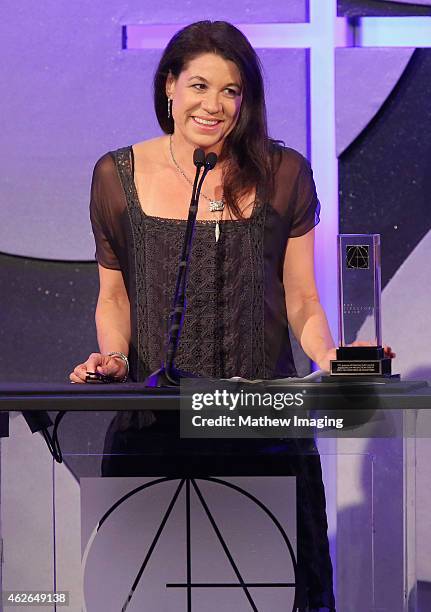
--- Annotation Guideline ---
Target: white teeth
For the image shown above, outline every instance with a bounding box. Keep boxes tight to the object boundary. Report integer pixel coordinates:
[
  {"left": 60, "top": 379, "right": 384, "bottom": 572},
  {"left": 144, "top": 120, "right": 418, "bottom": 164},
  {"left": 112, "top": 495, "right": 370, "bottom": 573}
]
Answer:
[{"left": 193, "top": 117, "right": 219, "bottom": 126}]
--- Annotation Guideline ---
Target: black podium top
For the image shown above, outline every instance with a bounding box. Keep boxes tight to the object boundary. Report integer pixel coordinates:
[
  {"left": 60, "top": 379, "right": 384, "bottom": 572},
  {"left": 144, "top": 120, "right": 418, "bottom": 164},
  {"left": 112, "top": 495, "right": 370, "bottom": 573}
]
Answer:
[{"left": 0, "top": 380, "right": 430, "bottom": 411}]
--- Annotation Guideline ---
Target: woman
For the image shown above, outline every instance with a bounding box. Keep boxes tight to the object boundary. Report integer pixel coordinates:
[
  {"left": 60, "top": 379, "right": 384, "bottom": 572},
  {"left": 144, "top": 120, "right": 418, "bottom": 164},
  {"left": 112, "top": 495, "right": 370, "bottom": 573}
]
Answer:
[{"left": 70, "top": 20, "right": 337, "bottom": 611}]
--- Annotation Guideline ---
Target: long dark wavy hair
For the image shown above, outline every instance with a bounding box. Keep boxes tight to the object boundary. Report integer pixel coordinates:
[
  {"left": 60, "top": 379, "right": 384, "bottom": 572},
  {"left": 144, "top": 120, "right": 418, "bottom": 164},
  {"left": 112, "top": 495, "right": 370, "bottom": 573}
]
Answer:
[{"left": 153, "top": 21, "right": 277, "bottom": 218}]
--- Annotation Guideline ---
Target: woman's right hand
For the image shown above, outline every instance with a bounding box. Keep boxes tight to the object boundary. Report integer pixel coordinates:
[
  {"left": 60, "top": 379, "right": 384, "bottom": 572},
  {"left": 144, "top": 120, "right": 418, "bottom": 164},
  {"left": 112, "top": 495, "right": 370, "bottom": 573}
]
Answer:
[{"left": 69, "top": 353, "right": 128, "bottom": 383}]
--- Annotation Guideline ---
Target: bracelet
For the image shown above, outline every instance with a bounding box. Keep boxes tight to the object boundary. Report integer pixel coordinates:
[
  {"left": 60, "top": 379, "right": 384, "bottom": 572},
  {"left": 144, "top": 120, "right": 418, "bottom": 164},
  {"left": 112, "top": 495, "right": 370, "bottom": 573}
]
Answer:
[{"left": 108, "top": 351, "right": 129, "bottom": 382}]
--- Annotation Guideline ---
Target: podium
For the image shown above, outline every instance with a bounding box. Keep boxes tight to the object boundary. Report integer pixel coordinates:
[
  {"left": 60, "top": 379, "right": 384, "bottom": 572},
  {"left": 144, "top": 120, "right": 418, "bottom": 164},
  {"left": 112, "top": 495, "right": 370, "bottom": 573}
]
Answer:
[{"left": 0, "top": 381, "right": 428, "bottom": 611}]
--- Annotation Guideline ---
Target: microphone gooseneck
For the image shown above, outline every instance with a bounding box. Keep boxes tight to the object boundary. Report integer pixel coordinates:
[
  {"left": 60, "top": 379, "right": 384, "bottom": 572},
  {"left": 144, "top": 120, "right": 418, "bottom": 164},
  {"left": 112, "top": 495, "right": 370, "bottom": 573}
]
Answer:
[{"left": 145, "top": 149, "right": 218, "bottom": 386}]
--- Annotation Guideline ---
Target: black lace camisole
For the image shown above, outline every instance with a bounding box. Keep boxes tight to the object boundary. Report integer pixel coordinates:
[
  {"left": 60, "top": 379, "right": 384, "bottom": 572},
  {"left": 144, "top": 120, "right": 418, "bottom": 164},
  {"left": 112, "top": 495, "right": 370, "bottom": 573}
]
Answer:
[{"left": 89, "top": 145, "right": 320, "bottom": 381}]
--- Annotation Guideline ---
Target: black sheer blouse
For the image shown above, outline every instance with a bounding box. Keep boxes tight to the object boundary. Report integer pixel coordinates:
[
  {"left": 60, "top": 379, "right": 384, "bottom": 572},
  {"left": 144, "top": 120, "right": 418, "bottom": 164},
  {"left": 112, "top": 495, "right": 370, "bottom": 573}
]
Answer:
[{"left": 89, "top": 146, "right": 320, "bottom": 382}]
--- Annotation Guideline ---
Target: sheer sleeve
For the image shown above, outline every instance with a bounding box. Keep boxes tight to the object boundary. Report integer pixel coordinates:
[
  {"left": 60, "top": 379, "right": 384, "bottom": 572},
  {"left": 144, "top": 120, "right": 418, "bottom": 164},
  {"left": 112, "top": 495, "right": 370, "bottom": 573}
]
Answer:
[
  {"left": 89, "top": 153, "right": 124, "bottom": 270},
  {"left": 271, "top": 147, "right": 321, "bottom": 238},
  {"left": 289, "top": 155, "right": 320, "bottom": 237}
]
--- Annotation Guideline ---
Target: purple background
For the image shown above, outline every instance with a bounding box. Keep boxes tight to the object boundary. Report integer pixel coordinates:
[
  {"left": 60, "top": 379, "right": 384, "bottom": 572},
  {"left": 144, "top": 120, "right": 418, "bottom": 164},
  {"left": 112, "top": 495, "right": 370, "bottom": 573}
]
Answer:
[
  {"left": 338, "top": 0, "right": 431, "bottom": 16},
  {"left": 1, "top": 2, "right": 430, "bottom": 611},
  {"left": 0, "top": 2, "right": 308, "bottom": 260},
  {"left": 382, "top": 0, "right": 431, "bottom": 5},
  {"left": 335, "top": 48, "right": 414, "bottom": 155}
]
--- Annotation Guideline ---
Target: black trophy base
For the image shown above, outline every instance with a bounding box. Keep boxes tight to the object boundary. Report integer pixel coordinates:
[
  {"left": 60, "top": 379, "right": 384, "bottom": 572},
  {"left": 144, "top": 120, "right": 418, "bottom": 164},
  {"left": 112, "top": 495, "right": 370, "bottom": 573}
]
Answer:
[
  {"left": 328, "top": 345, "right": 399, "bottom": 379},
  {"left": 144, "top": 365, "right": 200, "bottom": 388}
]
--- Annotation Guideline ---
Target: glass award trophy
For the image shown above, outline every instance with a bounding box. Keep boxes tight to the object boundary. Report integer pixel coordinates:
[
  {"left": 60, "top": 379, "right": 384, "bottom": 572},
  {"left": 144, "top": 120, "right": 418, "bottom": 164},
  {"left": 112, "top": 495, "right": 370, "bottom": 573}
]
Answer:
[{"left": 330, "top": 234, "right": 394, "bottom": 377}]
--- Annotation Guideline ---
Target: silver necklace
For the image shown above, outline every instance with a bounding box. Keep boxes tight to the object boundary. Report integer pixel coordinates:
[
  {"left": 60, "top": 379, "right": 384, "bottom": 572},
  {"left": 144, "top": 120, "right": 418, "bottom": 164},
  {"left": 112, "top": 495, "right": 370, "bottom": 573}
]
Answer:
[{"left": 169, "top": 135, "right": 224, "bottom": 241}]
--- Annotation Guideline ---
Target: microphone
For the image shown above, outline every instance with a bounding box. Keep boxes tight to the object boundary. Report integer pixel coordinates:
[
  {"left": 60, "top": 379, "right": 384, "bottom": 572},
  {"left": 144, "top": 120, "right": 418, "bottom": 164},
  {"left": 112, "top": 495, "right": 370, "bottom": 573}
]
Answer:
[
  {"left": 194, "top": 151, "right": 218, "bottom": 205},
  {"left": 205, "top": 152, "right": 218, "bottom": 170},
  {"left": 193, "top": 148, "right": 206, "bottom": 168}
]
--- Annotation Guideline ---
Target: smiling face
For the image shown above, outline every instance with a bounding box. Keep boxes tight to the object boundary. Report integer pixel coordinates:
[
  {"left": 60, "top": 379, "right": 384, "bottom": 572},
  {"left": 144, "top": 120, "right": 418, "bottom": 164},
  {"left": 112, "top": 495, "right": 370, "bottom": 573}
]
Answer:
[{"left": 166, "top": 53, "right": 243, "bottom": 155}]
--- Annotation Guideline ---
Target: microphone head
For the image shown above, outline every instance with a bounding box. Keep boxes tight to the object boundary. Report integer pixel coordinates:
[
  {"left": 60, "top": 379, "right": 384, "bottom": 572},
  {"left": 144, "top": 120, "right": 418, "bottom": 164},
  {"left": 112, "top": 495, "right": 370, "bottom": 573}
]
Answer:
[
  {"left": 193, "top": 148, "right": 206, "bottom": 168},
  {"left": 205, "top": 152, "right": 218, "bottom": 170}
]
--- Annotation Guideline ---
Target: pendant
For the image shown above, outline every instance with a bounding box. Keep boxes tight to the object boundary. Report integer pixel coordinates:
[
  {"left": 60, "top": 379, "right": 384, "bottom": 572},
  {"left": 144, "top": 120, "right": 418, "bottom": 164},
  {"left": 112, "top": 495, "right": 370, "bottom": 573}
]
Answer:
[
  {"left": 215, "top": 220, "right": 220, "bottom": 243},
  {"left": 210, "top": 200, "right": 224, "bottom": 212}
]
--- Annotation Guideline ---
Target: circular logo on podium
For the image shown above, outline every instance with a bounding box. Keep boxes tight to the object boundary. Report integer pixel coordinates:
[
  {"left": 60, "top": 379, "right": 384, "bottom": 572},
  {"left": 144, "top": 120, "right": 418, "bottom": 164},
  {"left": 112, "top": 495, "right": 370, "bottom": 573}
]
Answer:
[{"left": 82, "top": 476, "right": 297, "bottom": 611}]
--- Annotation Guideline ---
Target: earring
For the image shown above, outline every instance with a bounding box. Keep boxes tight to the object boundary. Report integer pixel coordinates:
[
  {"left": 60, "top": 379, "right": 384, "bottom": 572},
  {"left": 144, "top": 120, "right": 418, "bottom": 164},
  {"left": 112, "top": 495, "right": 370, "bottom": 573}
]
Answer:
[{"left": 167, "top": 97, "right": 172, "bottom": 119}]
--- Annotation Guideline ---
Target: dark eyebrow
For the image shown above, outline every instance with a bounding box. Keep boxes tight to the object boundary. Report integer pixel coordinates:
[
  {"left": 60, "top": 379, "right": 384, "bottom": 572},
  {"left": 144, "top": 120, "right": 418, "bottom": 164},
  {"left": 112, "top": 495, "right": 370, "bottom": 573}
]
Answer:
[
  {"left": 188, "top": 75, "right": 208, "bottom": 82},
  {"left": 188, "top": 75, "right": 241, "bottom": 89}
]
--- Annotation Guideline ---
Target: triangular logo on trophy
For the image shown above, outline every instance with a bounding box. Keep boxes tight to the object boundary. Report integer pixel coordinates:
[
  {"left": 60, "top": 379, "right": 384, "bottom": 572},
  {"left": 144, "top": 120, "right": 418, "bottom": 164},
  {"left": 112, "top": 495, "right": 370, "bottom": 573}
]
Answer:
[{"left": 346, "top": 244, "right": 370, "bottom": 269}]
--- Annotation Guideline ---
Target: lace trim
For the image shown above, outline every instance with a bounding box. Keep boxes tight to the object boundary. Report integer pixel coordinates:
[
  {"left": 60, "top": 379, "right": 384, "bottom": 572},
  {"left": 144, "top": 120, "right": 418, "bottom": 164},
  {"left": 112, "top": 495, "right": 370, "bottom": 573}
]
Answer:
[
  {"left": 250, "top": 205, "right": 266, "bottom": 378},
  {"left": 114, "top": 147, "right": 149, "bottom": 381},
  {"left": 126, "top": 144, "right": 265, "bottom": 226}
]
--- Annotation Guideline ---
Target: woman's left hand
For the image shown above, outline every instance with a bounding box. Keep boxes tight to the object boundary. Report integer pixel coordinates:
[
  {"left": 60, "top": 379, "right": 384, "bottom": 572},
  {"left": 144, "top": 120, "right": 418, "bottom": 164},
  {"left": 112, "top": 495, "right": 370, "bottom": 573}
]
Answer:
[
  {"left": 317, "top": 343, "right": 396, "bottom": 373},
  {"left": 351, "top": 341, "right": 396, "bottom": 359},
  {"left": 316, "top": 348, "right": 337, "bottom": 373}
]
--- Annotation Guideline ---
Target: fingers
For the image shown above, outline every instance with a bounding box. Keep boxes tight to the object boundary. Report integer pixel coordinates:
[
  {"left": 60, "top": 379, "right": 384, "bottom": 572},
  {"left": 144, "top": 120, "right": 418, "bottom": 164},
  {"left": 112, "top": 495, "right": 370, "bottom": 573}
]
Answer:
[
  {"left": 69, "top": 362, "right": 88, "bottom": 383},
  {"left": 96, "top": 355, "right": 126, "bottom": 379},
  {"left": 349, "top": 341, "right": 396, "bottom": 359},
  {"left": 383, "top": 345, "right": 396, "bottom": 359},
  {"left": 69, "top": 353, "right": 127, "bottom": 383},
  {"left": 70, "top": 353, "right": 103, "bottom": 384},
  {"left": 86, "top": 352, "right": 104, "bottom": 373},
  {"left": 70, "top": 353, "right": 127, "bottom": 384}
]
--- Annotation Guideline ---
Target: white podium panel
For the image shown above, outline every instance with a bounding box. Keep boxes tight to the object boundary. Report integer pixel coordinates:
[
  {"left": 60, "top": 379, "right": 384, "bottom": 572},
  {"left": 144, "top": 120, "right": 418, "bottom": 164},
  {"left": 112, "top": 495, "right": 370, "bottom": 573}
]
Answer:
[{"left": 81, "top": 476, "right": 296, "bottom": 612}]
